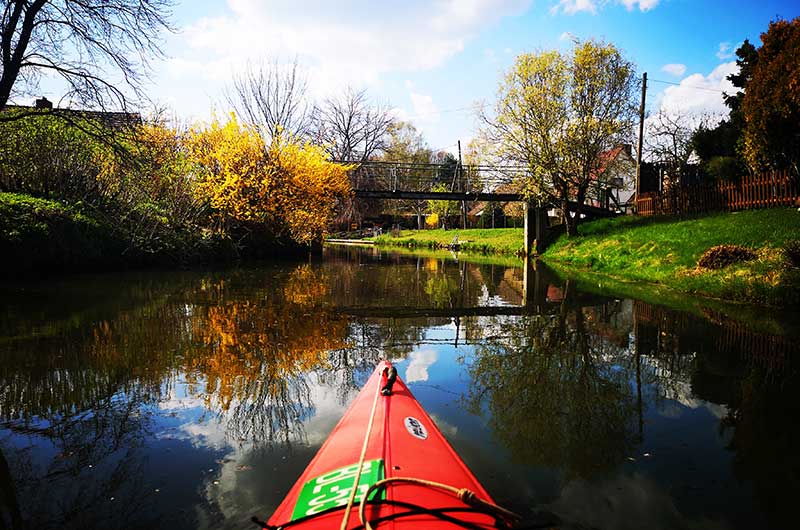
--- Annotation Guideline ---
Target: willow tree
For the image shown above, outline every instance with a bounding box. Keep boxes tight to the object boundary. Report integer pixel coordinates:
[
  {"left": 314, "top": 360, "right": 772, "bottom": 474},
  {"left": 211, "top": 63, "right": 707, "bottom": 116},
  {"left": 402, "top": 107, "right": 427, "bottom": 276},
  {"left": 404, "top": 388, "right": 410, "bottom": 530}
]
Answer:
[{"left": 480, "top": 40, "right": 637, "bottom": 235}]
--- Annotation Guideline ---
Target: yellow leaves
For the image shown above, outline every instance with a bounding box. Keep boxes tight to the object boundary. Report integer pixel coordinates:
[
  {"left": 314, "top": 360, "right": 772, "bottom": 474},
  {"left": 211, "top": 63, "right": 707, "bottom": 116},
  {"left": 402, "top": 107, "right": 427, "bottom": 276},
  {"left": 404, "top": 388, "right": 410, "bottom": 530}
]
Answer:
[
  {"left": 188, "top": 115, "right": 268, "bottom": 224},
  {"left": 185, "top": 268, "right": 348, "bottom": 409},
  {"left": 266, "top": 139, "right": 353, "bottom": 243},
  {"left": 425, "top": 212, "right": 439, "bottom": 228},
  {"left": 187, "top": 115, "right": 352, "bottom": 242}
]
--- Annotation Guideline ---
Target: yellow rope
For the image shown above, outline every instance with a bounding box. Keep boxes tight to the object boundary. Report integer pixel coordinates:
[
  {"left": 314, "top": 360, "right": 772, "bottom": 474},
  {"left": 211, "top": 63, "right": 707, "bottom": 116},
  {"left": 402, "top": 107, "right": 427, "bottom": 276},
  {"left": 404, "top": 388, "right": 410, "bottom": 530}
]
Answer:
[
  {"left": 339, "top": 368, "right": 384, "bottom": 530},
  {"left": 358, "top": 477, "right": 521, "bottom": 530}
]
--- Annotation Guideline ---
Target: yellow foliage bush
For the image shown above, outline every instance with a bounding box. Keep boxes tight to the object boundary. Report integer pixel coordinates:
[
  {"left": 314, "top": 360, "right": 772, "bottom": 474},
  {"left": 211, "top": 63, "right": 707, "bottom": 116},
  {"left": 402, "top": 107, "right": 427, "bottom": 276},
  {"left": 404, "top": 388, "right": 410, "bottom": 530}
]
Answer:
[{"left": 187, "top": 115, "right": 352, "bottom": 243}]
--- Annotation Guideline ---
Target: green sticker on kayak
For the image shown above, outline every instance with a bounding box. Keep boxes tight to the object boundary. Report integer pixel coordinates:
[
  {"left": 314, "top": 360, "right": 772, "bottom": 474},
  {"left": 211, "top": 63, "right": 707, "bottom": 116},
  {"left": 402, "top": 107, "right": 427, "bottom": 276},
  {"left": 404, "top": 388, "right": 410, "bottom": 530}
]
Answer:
[{"left": 291, "top": 459, "right": 385, "bottom": 521}]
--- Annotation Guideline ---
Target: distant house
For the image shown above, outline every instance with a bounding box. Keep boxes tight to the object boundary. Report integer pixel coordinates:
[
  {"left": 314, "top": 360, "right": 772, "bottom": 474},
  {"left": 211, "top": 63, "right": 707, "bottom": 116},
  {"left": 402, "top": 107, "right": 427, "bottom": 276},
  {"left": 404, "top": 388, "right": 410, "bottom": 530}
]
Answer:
[
  {"left": 2, "top": 96, "right": 141, "bottom": 131},
  {"left": 467, "top": 181, "right": 525, "bottom": 228},
  {"left": 587, "top": 144, "right": 636, "bottom": 212}
]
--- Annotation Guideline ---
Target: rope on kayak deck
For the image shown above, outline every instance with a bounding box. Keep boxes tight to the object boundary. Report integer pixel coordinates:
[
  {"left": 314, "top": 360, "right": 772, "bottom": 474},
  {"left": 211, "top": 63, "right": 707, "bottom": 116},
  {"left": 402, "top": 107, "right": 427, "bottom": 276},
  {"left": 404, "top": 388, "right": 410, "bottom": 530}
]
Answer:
[
  {"left": 339, "top": 365, "right": 384, "bottom": 530},
  {"left": 358, "top": 477, "right": 522, "bottom": 530}
]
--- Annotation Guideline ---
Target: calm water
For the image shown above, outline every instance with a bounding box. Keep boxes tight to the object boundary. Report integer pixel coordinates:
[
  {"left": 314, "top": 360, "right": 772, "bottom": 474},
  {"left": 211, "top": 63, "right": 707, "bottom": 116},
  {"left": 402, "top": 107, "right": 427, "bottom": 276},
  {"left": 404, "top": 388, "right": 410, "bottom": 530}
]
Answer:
[{"left": 1, "top": 245, "right": 798, "bottom": 530}]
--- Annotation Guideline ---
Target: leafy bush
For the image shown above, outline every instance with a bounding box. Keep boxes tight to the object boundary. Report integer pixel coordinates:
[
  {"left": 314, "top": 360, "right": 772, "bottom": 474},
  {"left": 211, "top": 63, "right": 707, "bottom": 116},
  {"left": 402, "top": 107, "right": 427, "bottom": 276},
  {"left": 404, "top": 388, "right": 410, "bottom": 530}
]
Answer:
[
  {"left": 0, "top": 112, "right": 117, "bottom": 202},
  {"left": 783, "top": 240, "right": 800, "bottom": 268},
  {"left": 704, "top": 156, "right": 745, "bottom": 182},
  {"left": 697, "top": 244, "right": 757, "bottom": 269}
]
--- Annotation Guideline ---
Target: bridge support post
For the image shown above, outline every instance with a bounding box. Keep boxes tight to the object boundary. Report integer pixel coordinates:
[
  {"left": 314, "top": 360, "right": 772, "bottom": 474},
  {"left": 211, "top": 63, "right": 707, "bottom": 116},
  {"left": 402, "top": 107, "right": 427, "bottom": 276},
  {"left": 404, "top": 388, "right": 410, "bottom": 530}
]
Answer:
[
  {"left": 523, "top": 257, "right": 546, "bottom": 310},
  {"left": 523, "top": 202, "right": 541, "bottom": 256}
]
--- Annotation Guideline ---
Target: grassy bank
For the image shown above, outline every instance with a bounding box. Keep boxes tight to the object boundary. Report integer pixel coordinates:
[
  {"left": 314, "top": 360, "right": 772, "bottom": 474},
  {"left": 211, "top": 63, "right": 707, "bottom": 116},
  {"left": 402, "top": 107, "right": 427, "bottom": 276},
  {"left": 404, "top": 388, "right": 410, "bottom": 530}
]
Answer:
[
  {"left": 374, "top": 228, "right": 525, "bottom": 255},
  {"left": 0, "top": 192, "right": 309, "bottom": 274},
  {"left": 542, "top": 208, "right": 800, "bottom": 306},
  {"left": 0, "top": 193, "right": 122, "bottom": 272}
]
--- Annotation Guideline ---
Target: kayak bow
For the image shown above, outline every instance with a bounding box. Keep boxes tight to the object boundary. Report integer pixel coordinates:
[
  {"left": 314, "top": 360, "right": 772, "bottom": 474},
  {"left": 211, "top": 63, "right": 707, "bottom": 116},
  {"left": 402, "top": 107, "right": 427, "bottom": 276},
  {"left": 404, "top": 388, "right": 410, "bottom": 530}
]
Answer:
[{"left": 259, "top": 361, "right": 517, "bottom": 530}]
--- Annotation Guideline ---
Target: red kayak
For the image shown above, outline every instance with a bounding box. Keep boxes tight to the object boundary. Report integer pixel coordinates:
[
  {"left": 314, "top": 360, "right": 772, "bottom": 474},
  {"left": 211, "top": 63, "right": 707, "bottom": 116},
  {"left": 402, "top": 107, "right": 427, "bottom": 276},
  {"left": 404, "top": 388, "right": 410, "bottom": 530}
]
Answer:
[{"left": 257, "top": 361, "right": 518, "bottom": 530}]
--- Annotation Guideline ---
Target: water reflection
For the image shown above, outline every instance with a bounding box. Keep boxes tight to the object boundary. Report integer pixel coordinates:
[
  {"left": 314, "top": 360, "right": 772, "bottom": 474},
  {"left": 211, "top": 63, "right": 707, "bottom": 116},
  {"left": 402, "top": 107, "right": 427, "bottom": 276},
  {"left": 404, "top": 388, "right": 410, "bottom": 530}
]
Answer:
[{"left": 0, "top": 246, "right": 798, "bottom": 529}]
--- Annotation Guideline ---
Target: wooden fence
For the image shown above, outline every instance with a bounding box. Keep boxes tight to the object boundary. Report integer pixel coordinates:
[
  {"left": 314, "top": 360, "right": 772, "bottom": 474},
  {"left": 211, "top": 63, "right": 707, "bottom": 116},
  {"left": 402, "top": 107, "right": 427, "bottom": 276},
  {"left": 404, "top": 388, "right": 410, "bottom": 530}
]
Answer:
[
  {"left": 633, "top": 301, "right": 795, "bottom": 372},
  {"left": 636, "top": 170, "right": 799, "bottom": 216}
]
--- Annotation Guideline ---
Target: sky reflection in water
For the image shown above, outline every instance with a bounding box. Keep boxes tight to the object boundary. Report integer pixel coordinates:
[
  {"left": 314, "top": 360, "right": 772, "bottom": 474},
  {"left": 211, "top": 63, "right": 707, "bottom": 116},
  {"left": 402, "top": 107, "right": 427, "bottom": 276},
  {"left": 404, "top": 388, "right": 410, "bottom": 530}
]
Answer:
[{"left": 1, "top": 246, "right": 798, "bottom": 529}]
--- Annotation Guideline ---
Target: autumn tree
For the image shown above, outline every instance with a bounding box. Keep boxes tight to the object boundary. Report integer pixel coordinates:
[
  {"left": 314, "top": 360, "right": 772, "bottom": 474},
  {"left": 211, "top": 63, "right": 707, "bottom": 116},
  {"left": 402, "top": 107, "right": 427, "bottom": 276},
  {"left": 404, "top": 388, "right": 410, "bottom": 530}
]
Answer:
[
  {"left": 741, "top": 17, "right": 800, "bottom": 178},
  {"left": 0, "top": 0, "right": 174, "bottom": 113},
  {"left": 480, "top": 40, "right": 638, "bottom": 236}
]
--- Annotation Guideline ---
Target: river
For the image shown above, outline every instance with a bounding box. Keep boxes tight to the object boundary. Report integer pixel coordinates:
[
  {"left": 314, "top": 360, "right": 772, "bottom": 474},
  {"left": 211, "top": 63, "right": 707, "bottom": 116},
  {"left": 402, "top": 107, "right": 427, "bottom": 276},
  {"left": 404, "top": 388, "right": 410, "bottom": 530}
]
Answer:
[{"left": 1, "top": 245, "right": 798, "bottom": 529}]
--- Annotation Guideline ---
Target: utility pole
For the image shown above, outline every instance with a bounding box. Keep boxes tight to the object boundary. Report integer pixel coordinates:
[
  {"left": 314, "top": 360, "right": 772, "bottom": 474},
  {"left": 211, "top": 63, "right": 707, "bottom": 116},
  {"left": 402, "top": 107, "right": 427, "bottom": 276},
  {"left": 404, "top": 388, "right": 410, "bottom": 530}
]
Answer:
[
  {"left": 458, "top": 140, "right": 467, "bottom": 229},
  {"left": 635, "top": 72, "right": 647, "bottom": 208}
]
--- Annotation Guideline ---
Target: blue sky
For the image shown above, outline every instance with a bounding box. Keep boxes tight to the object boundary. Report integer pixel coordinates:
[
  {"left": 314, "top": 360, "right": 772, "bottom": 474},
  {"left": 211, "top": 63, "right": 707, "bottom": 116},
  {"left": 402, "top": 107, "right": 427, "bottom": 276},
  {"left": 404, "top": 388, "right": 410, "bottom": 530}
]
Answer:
[{"left": 141, "top": 0, "right": 799, "bottom": 152}]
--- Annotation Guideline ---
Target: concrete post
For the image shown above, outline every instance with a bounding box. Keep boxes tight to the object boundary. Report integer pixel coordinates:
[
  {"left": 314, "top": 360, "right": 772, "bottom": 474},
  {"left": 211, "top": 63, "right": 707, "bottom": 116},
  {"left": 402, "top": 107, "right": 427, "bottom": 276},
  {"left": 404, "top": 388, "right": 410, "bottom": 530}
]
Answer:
[
  {"left": 523, "top": 257, "right": 546, "bottom": 310},
  {"left": 523, "top": 201, "right": 537, "bottom": 256}
]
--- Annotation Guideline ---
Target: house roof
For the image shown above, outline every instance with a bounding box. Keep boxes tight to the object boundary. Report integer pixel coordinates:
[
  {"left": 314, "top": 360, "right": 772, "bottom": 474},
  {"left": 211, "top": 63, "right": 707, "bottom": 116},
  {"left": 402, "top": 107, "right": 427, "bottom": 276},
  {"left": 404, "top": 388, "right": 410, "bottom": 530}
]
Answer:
[
  {"left": 3, "top": 98, "right": 141, "bottom": 131},
  {"left": 590, "top": 144, "right": 634, "bottom": 183}
]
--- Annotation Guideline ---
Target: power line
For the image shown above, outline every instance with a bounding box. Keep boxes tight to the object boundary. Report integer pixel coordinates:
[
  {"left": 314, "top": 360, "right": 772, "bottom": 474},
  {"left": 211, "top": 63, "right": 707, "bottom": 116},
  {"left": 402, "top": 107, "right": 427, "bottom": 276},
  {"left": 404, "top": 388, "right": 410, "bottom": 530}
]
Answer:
[
  {"left": 649, "top": 77, "right": 727, "bottom": 93},
  {"left": 431, "top": 142, "right": 457, "bottom": 153}
]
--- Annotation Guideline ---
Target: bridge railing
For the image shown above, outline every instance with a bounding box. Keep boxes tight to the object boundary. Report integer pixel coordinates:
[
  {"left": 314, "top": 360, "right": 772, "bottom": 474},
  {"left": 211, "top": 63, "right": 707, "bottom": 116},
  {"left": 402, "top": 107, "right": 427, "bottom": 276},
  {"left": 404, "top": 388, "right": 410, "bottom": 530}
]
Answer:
[{"left": 338, "top": 160, "right": 529, "bottom": 195}]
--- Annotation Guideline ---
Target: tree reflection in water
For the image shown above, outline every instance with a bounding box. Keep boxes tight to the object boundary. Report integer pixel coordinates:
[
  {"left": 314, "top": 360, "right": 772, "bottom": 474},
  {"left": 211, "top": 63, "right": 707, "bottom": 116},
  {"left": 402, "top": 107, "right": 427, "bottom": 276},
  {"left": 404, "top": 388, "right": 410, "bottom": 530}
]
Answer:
[
  {"left": 0, "top": 250, "right": 798, "bottom": 529},
  {"left": 0, "top": 264, "right": 362, "bottom": 528},
  {"left": 465, "top": 281, "right": 638, "bottom": 478}
]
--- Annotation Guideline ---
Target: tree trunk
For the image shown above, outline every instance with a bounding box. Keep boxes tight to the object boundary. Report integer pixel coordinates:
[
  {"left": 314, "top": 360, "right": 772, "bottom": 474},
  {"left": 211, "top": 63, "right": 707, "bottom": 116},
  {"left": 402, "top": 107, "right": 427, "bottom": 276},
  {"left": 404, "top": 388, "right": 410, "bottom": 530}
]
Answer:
[{"left": 562, "top": 200, "right": 576, "bottom": 237}]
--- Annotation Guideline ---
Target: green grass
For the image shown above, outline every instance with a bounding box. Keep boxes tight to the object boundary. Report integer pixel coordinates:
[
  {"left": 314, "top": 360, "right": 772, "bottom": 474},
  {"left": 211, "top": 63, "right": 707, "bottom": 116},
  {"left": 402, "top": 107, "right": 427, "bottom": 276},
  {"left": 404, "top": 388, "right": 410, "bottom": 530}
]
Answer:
[
  {"left": 0, "top": 192, "right": 122, "bottom": 272},
  {"left": 542, "top": 208, "right": 800, "bottom": 306},
  {"left": 374, "top": 228, "right": 525, "bottom": 256},
  {"left": 359, "top": 244, "right": 524, "bottom": 267}
]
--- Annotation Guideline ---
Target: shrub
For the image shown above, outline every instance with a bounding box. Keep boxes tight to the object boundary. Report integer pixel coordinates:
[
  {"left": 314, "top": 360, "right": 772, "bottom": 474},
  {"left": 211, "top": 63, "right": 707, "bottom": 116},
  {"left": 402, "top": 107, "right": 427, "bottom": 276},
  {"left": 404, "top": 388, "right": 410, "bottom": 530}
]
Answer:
[
  {"left": 783, "top": 240, "right": 800, "bottom": 268},
  {"left": 704, "top": 156, "right": 745, "bottom": 182},
  {"left": 697, "top": 244, "right": 757, "bottom": 269}
]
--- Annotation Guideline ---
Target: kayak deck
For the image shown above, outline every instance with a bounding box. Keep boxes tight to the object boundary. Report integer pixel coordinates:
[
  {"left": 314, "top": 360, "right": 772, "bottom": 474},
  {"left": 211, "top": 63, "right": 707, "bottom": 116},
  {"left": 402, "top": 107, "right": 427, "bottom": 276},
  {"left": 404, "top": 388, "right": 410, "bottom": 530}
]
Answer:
[{"left": 265, "top": 361, "right": 506, "bottom": 529}]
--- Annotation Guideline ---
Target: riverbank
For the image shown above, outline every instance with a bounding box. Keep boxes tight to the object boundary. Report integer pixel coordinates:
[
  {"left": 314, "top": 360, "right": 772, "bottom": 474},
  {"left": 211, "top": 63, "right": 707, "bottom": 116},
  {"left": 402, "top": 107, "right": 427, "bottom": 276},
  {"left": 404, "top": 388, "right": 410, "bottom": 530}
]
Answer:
[
  {"left": 0, "top": 192, "right": 311, "bottom": 273},
  {"left": 373, "top": 208, "right": 800, "bottom": 307},
  {"left": 542, "top": 208, "right": 800, "bottom": 307},
  {"left": 373, "top": 228, "right": 524, "bottom": 255}
]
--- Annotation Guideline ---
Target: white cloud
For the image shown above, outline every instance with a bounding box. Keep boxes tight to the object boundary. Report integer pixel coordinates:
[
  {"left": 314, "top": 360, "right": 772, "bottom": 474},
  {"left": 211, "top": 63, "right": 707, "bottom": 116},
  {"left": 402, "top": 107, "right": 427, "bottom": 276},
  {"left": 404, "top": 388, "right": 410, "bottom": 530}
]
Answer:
[
  {"left": 559, "top": 31, "right": 577, "bottom": 41},
  {"left": 716, "top": 42, "right": 733, "bottom": 60},
  {"left": 409, "top": 91, "right": 438, "bottom": 119},
  {"left": 551, "top": 0, "right": 599, "bottom": 14},
  {"left": 177, "top": 0, "right": 532, "bottom": 97},
  {"left": 660, "top": 63, "right": 686, "bottom": 77},
  {"left": 656, "top": 61, "right": 736, "bottom": 116},
  {"left": 620, "top": 0, "right": 659, "bottom": 10},
  {"left": 405, "top": 349, "right": 439, "bottom": 383},
  {"left": 550, "top": 0, "right": 659, "bottom": 15}
]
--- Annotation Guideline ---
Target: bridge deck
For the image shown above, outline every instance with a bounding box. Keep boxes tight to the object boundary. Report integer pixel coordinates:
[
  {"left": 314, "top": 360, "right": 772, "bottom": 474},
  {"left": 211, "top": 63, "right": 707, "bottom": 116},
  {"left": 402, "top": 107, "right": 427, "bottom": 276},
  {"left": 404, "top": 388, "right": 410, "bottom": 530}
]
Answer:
[{"left": 353, "top": 189, "right": 618, "bottom": 218}]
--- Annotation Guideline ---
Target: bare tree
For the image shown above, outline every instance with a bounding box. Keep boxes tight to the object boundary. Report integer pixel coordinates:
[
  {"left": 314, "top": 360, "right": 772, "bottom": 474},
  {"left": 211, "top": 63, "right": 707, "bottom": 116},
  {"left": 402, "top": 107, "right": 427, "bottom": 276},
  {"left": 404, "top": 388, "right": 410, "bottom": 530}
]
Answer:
[
  {"left": 0, "top": 0, "right": 174, "bottom": 115},
  {"left": 644, "top": 109, "right": 705, "bottom": 182},
  {"left": 312, "top": 87, "right": 394, "bottom": 162},
  {"left": 312, "top": 87, "right": 395, "bottom": 230},
  {"left": 226, "top": 58, "right": 312, "bottom": 143}
]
